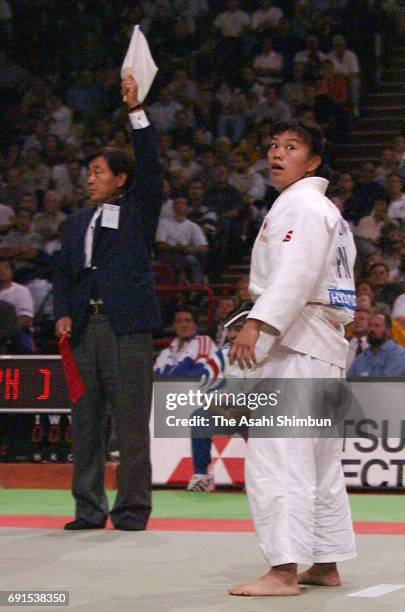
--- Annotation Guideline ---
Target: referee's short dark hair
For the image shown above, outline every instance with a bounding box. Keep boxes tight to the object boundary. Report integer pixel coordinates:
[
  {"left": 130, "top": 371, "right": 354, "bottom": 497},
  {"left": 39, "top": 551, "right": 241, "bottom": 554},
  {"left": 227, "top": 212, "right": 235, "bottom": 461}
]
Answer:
[{"left": 88, "top": 147, "right": 135, "bottom": 188}]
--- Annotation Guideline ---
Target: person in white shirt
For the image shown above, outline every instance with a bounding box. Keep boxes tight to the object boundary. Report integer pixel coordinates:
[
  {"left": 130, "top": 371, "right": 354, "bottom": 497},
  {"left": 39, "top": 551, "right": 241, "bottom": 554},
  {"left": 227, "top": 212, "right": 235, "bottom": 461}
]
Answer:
[
  {"left": 48, "top": 94, "right": 72, "bottom": 142},
  {"left": 228, "top": 120, "right": 356, "bottom": 597},
  {"left": 148, "top": 87, "right": 183, "bottom": 133},
  {"left": 156, "top": 196, "right": 208, "bottom": 284},
  {"left": 214, "top": 0, "right": 250, "bottom": 38},
  {"left": 253, "top": 37, "right": 283, "bottom": 86},
  {"left": 354, "top": 195, "right": 394, "bottom": 245},
  {"left": 51, "top": 159, "right": 88, "bottom": 204},
  {"left": 170, "top": 144, "right": 202, "bottom": 180},
  {"left": 294, "top": 34, "right": 326, "bottom": 80},
  {"left": 346, "top": 308, "right": 370, "bottom": 369},
  {"left": 0, "top": 258, "right": 34, "bottom": 329},
  {"left": 387, "top": 172, "right": 405, "bottom": 221},
  {"left": 327, "top": 35, "right": 361, "bottom": 116},
  {"left": 0, "top": 202, "right": 14, "bottom": 232},
  {"left": 251, "top": 0, "right": 283, "bottom": 32}
]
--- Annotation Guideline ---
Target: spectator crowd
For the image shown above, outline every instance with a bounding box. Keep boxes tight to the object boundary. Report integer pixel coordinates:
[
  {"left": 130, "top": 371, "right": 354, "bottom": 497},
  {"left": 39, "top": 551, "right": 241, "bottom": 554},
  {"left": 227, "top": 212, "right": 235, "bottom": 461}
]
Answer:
[{"left": 0, "top": 0, "right": 404, "bottom": 374}]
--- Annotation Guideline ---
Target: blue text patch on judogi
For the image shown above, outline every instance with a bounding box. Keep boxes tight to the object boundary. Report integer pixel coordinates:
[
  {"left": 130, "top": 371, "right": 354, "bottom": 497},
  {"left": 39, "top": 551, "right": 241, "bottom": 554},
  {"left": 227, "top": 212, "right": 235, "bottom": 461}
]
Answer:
[{"left": 328, "top": 289, "right": 356, "bottom": 310}]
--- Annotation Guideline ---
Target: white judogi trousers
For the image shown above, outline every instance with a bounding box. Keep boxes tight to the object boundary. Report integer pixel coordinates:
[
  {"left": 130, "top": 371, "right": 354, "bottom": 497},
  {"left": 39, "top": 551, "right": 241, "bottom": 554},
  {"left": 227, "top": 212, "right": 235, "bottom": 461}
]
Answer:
[{"left": 246, "top": 346, "right": 356, "bottom": 567}]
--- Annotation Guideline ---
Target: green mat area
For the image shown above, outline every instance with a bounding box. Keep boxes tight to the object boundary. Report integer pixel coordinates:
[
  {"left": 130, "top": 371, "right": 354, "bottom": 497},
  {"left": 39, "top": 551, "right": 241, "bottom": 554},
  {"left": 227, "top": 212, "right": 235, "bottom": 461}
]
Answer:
[{"left": 0, "top": 490, "right": 404, "bottom": 522}]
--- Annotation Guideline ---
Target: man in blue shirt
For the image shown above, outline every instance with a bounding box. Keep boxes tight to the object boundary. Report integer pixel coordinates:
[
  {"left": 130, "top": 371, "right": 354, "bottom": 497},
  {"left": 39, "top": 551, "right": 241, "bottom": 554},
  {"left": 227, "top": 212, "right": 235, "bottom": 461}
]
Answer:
[{"left": 348, "top": 312, "right": 405, "bottom": 377}]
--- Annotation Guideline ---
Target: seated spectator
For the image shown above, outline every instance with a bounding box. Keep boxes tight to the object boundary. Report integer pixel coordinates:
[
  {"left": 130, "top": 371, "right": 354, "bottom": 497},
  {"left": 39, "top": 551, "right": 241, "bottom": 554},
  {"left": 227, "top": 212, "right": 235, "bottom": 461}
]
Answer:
[
  {"left": 336, "top": 171, "right": 365, "bottom": 224},
  {"left": 169, "top": 168, "right": 189, "bottom": 199},
  {"left": 18, "top": 193, "right": 38, "bottom": 215},
  {"left": 213, "top": 0, "right": 250, "bottom": 79},
  {"left": 0, "top": 258, "right": 34, "bottom": 353},
  {"left": 217, "top": 100, "right": 247, "bottom": 145},
  {"left": 33, "top": 190, "right": 66, "bottom": 241},
  {"left": 294, "top": 33, "right": 326, "bottom": 80},
  {"left": 251, "top": 0, "right": 283, "bottom": 33},
  {"left": 393, "top": 134, "right": 405, "bottom": 165},
  {"left": 380, "top": 225, "right": 405, "bottom": 274},
  {"left": 21, "top": 148, "right": 51, "bottom": 198},
  {"left": 354, "top": 194, "right": 394, "bottom": 246},
  {"left": 187, "top": 178, "right": 218, "bottom": 247},
  {"left": 367, "top": 262, "right": 391, "bottom": 302},
  {"left": 213, "top": 295, "right": 236, "bottom": 347},
  {"left": 388, "top": 247, "right": 405, "bottom": 283},
  {"left": 187, "top": 311, "right": 248, "bottom": 492},
  {"left": 197, "top": 149, "right": 217, "bottom": 191},
  {"left": 0, "top": 208, "right": 45, "bottom": 282},
  {"left": 48, "top": 93, "right": 72, "bottom": 142},
  {"left": 346, "top": 308, "right": 370, "bottom": 370},
  {"left": 0, "top": 299, "right": 17, "bottom": 354},
  {"left": 254, "top": 84, "right": 292, "bottom": 124},
  {"left": 148, "top": 87, "right": 183, "bottom": 133},
  {"left": 205, "top": 164, "right": 243, "bottom": 220},
  {"left": 289, "top": 1, "right": 314, "bottom": 43},
  {"left": 0, "top": 202, "right": 14, "bottom": 233},
  {"left": 253, "top": 37, "right": 283, "bottom": 86},
  {"left": 356, "top": 280, "right": 374, "bottom": 311},
  {"left": 169, "top": 109, "right": 195, "bottom": 149},
  {"left": 228, "top": 152, "right": 251, "bottom": 195},
  {"left": 0, "top": 166, "right": 23, "bottom": 209},
  {"left": 156, "top": 196, "right": 208, "bottom": 285},
  {"left": 387, "top": 172, "right": 405, "bottom": 223},
  {"left": 316, "top": 59, "right": 349, "bottom": 107},
  {"left": 154, "top": 308, "right": 218, "bottom": 377},
  {"left": 348, "top": 312, "right": 405, "bottom": 377},
  {"left": 170, "top": 144, "right": 201, "bottom": 180},
  {"left": 391, "top": 294, "right": 405, "bottom": 348},
  {"left": 51, "top": 158, "right": 88, "bottom": 204},
  {"left": 375, "top": 148, "right": 399, "bottom": 185},
  {"left": 299, "top": 81, "right": 345, "bottom": 143},
  {"left": 281, "top": 62, "right": 306, "bottom": 107},
  {"left": 327, "top": 34, "right": 361, "bottom": 116},
  {"left": 66, "top": 69, "right": 103, "bottom": 121},
  {"left": 167, "top": 67, "right": 198, "bottom": 103},
  {"left": 194, "top": 86, "right": 221, "bottom": 134},
  {"left": 235, "top": 66, "right": 264, "bottom": 99},
  {"left": 235, "top": 275, "right": 251, "bottom": 305},
  {"left": 353, "top": 161, "right": 388, "bottom": 220}
]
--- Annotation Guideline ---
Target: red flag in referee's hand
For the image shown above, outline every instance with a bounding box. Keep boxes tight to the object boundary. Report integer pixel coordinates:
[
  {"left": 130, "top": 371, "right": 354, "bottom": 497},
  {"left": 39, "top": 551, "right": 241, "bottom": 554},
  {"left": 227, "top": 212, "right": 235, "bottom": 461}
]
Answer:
[{"left": 59, "top": 333, "right": 86, "bottom": 404}]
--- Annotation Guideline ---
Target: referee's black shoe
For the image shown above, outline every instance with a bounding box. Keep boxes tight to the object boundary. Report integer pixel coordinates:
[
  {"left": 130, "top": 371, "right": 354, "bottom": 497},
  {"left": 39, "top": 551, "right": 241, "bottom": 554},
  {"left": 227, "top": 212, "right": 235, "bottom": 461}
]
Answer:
[{"left": 64, "top": 518, "right": 106, "bottom": 530}]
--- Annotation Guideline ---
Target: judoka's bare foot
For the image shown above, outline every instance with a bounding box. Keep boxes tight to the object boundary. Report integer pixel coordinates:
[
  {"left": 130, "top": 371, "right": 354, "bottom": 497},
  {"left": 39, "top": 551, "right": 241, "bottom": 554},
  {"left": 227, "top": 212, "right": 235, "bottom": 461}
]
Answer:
[
  {"left": 229, "top": 564, "right": 300, "bottom": 596},
  {"left": 298, "top": 563, "right": 341, "bottom": 586}
]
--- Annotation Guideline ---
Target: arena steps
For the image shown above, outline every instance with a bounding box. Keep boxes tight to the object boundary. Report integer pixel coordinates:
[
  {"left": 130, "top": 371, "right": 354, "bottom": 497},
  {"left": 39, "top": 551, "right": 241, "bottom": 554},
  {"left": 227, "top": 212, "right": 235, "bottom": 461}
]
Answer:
[{"left": 333, "top": 42, "right": 405, "bottom": 171}]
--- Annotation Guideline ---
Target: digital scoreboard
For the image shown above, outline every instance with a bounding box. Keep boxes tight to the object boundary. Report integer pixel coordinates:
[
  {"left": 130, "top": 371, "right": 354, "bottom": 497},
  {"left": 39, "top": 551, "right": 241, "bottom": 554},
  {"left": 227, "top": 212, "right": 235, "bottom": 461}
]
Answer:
[
  {"left": 0, "top": 356, "right": 70, "bottom": 411},
  {"left": 0, "top": 357, "right": 72, "bottom": 462}
]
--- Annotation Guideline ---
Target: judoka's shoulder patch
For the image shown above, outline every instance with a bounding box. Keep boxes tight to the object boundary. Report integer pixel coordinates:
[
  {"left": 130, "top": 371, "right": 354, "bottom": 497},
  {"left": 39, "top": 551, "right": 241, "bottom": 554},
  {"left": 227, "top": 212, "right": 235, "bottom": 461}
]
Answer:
[{"left": 282, "top": 229, "right": 293, "bottom": 243}]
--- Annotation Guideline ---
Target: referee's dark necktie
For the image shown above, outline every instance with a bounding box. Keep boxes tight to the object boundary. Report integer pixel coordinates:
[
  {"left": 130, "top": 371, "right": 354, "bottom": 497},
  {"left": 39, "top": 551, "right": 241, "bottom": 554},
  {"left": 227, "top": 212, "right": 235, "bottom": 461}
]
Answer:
[{"left": 355, "top": 338, "right": 363, "bottom": 356}]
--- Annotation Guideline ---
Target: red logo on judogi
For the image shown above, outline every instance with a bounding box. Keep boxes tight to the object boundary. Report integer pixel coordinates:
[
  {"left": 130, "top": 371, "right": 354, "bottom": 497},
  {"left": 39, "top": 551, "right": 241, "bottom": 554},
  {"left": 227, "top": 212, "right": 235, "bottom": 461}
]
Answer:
[{"left": 282, "top": 230, "right": 293, "bottom": 242}]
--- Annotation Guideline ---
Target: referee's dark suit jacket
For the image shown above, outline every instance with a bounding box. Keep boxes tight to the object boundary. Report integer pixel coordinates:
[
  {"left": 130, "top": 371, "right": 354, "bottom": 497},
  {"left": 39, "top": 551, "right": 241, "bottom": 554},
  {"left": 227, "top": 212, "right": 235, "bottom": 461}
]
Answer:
[{"left": 53, "top": 125, "right": 163, "bottom": 341}]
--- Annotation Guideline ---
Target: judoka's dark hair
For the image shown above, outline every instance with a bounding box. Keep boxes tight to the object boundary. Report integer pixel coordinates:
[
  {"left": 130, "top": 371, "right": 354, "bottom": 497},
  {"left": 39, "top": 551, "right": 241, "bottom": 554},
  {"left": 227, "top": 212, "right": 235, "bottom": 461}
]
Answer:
[
  {"left": 88, "top": 147, "right": 135, "bottom": 189},
  {"left": 270, "top": 120, "right": 330, "bottom": 178}
]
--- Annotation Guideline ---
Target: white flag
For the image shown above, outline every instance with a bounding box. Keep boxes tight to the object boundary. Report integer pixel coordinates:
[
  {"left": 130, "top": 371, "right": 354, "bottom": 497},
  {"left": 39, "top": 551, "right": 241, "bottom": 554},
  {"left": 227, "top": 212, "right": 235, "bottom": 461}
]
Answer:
[{"left": 121, "top": 25, "right": 158, "bottom": 103}]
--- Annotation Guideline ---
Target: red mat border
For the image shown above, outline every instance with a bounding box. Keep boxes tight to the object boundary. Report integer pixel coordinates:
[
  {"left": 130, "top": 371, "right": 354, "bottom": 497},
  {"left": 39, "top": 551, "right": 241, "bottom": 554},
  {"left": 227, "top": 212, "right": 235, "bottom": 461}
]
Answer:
[{"left": 0, "top": 516, "right": 404, "bottom": 534}]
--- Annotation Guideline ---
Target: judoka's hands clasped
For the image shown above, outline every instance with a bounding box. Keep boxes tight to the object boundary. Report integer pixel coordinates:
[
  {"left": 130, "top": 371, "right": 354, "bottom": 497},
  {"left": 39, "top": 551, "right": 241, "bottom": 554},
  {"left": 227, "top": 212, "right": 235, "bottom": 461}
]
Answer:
[{"left": 229, "top": 319, "right": 261, "bottom": 370}]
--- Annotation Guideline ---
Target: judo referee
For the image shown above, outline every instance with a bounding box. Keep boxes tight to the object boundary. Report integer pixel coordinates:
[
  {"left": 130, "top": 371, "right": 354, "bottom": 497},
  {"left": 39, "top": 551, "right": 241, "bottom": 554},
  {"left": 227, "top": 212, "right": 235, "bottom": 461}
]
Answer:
[{"left": 229, "top": 120, "right": 357, "bottom": 596}]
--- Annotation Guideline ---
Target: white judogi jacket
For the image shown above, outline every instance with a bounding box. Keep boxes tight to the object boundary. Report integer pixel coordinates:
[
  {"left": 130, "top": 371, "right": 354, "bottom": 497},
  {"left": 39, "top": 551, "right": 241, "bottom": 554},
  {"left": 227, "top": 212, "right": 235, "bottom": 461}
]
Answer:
[{"left": 248, "top": 176, "right": 356, "bottom": 368}]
